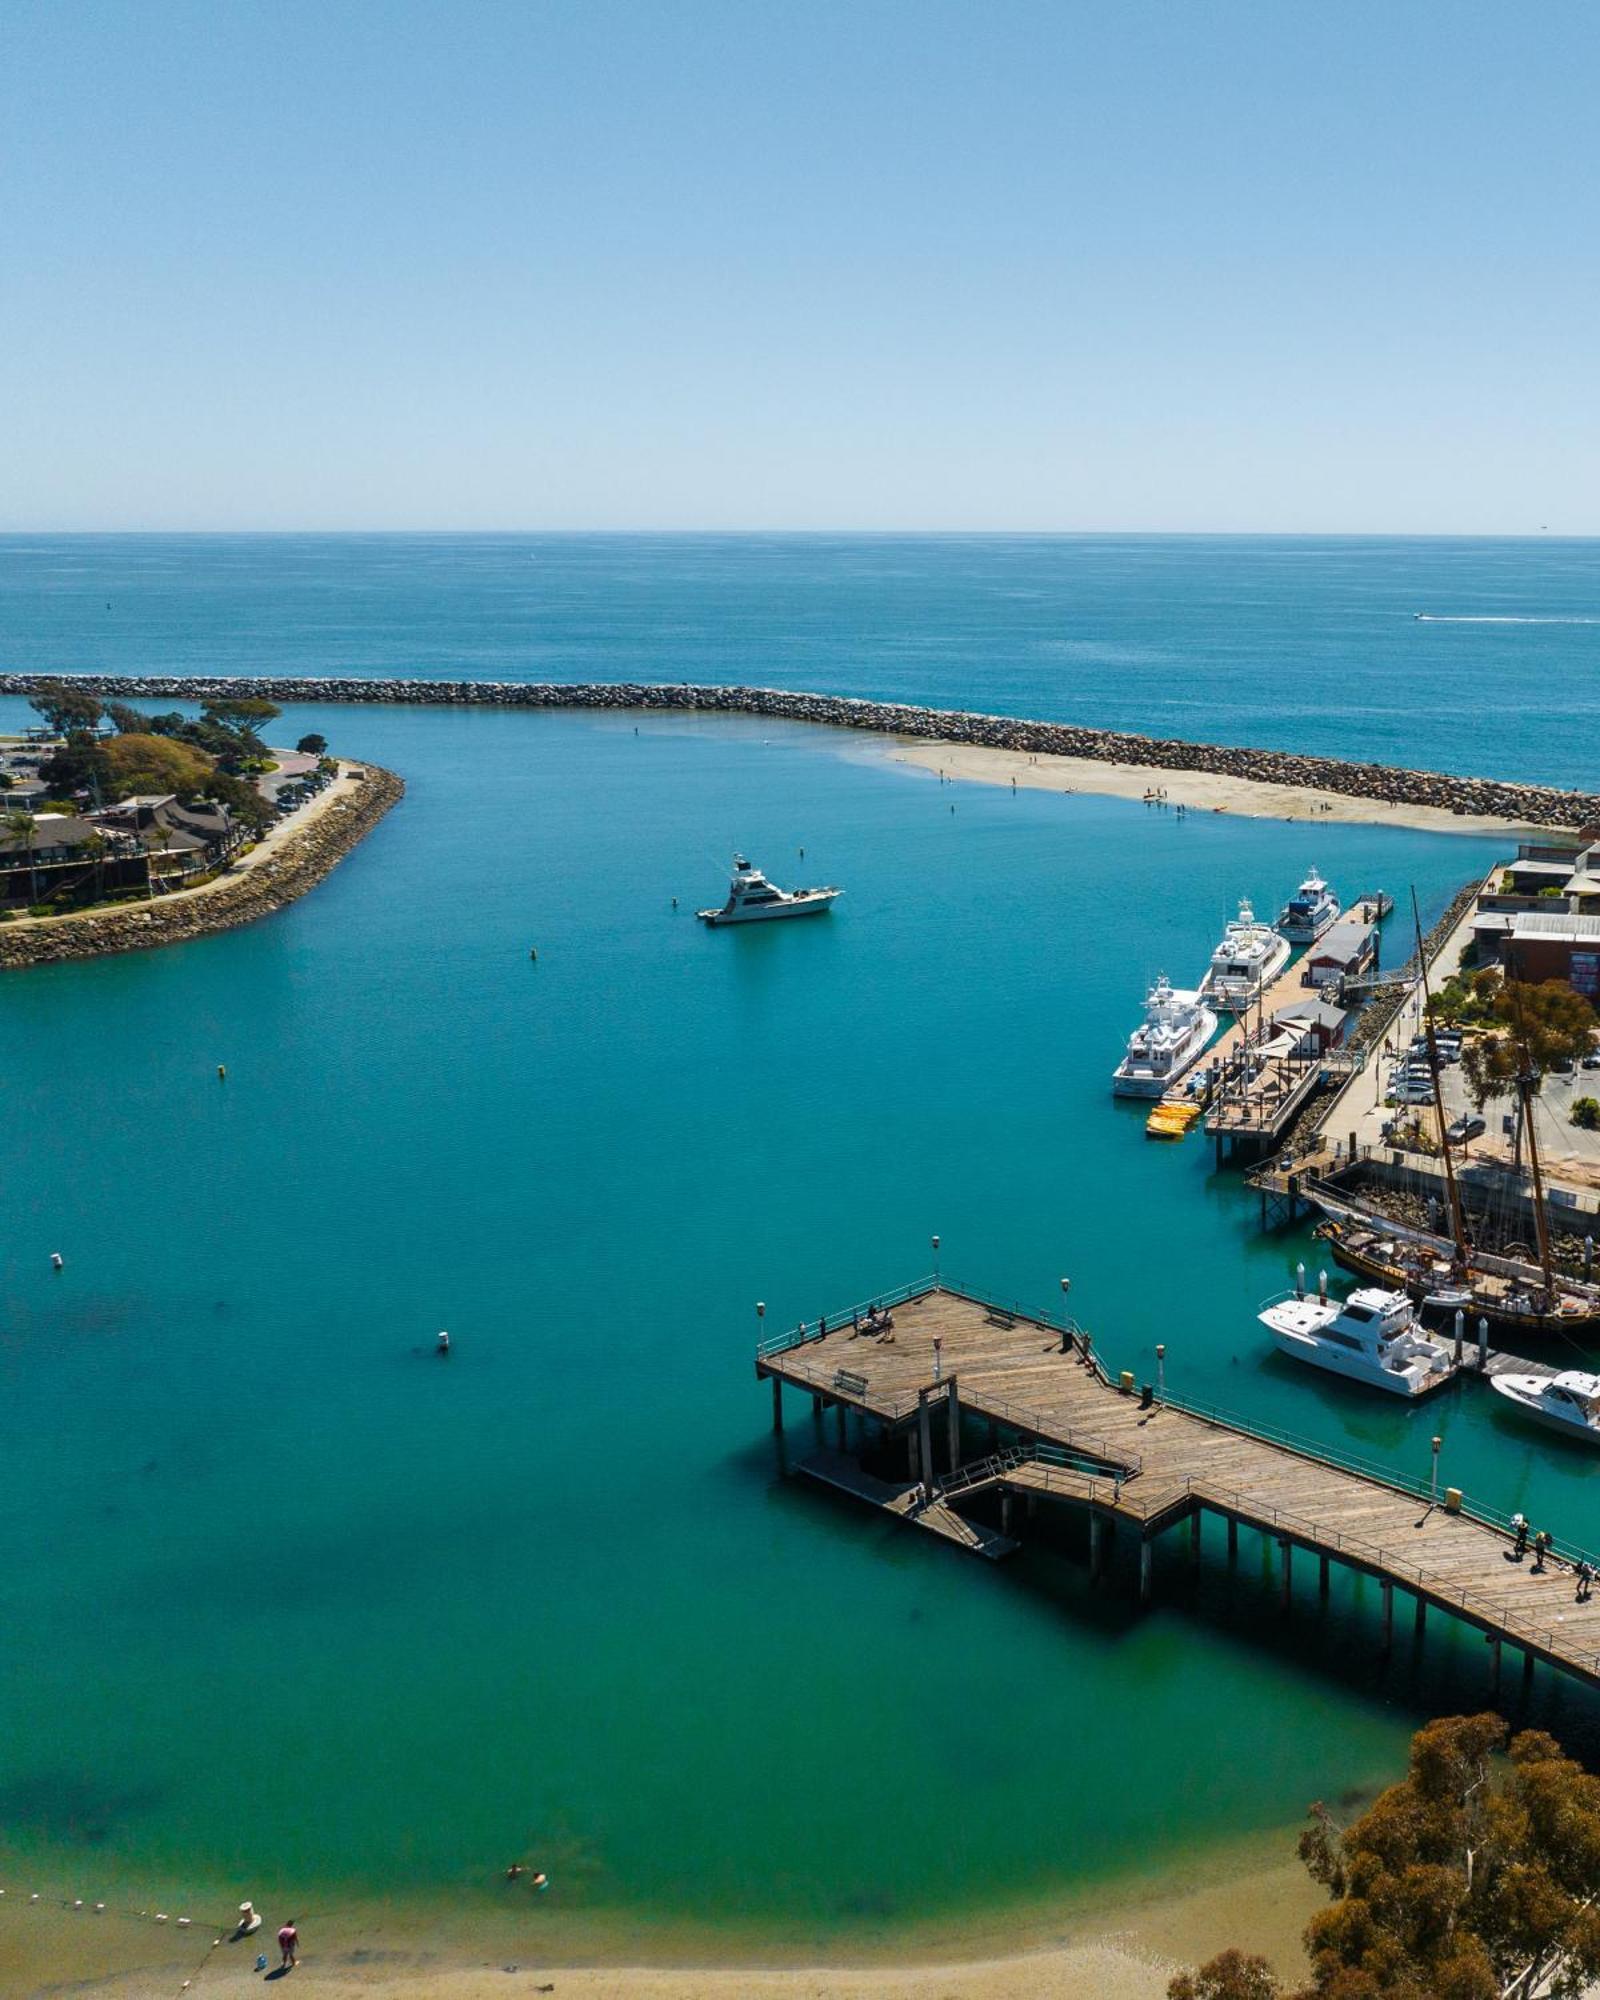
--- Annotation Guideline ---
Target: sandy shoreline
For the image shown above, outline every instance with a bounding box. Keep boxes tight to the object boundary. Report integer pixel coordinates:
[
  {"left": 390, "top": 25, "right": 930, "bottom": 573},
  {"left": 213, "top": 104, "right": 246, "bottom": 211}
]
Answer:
[
  {"left": 0, "top": 1843, "right": 1321, "bottom": 1998},
  {"left": 890, "top": 737, "right": 1548, "bottom": 838}
]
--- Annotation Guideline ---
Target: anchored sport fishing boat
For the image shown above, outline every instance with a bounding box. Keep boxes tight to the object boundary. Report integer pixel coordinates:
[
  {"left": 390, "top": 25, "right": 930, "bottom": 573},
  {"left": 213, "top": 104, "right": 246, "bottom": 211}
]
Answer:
[
  {"left": 1277, "top": 868, "right": 1341, "bottom": 944},
  {"left": 1488, "top": 1370, "right": 1600, "bottom": 1446},
  {"left": 1259, "top": 1276, "right": 1457, "bottom": 1396},
  {"left": 1200, "top": 899, "right": 1292, "bottom": 1009},
  {"left": 1111, "top": 976, "right": 1218, "bottom": 1098},
  {"left": 1312, "top": 887, "right": 1600, "bottom": 1339},
  {"left": 697, "top": 855, "right": 842, "bottom": 926}
]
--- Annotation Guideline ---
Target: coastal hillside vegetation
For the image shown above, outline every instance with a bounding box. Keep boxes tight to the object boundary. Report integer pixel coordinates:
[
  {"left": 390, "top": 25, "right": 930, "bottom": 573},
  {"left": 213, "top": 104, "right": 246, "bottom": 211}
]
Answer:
[
  {"left": 1168, "top": 1712, "right": 1600, "bottom": 2000},
  {"left": 32, "top": 689, "right": 285, "bottom": 833}
]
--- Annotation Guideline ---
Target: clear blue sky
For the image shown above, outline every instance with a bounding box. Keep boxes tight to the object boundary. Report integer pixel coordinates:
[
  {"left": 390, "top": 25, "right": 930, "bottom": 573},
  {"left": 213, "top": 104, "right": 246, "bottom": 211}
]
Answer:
[{"left": 3, "top": 1, "right": 1596, "bottom": 532}]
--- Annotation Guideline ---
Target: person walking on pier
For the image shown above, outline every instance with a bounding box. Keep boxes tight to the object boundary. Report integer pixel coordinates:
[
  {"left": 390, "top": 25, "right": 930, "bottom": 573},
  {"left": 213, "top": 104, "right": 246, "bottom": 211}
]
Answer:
[
  {"left": 1532, "top": 1529, "right": 1552, "bottom": 1574},
  {"left": 1576, "top": 1561, "right": 1594, "bottom": 1604},
  {"left": 1512, "top": 1512, "right": 1530, "bottom": 1558}
]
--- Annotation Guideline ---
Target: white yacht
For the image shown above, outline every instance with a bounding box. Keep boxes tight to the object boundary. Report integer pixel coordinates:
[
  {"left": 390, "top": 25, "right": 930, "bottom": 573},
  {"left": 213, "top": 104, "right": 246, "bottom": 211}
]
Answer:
[
  {"left": 1277, "top": 869, "right": 1341, "bottom": 944},
  {"left": 697, "top": 856, "right": 842, "bottom": 926},
  {"left": 1259, "top": 1280, "right": 1457, "bottom": 1396},
  {"left": 1111, "top": 976, "right": 1218, "bottom": 1098},
  {"left": 1200, "top": 898, "right": 1292, "bottom": 1008},
  {"left": 1489, "top": 1370, "right": 1600, "bottom": 1446}
]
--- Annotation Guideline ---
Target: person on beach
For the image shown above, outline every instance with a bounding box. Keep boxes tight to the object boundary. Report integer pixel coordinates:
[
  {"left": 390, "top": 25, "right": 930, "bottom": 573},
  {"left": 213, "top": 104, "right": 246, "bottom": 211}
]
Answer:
[{"left": 278, "top": 1919, "right": 299, "bottom": 1970}]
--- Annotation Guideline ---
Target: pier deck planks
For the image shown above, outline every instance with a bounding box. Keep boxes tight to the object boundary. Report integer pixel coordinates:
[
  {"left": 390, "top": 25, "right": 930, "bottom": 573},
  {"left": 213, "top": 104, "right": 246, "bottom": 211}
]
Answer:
[{"left": 761, "top": 1288, "right": 1600, "bottom": 1686}]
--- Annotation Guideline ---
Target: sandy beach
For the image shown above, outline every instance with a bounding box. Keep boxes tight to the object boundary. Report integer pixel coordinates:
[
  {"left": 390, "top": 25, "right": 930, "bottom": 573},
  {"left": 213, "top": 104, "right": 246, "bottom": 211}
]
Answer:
[
  {"left": 0, "top": 1845, "right": 1321, "bottom": 1999},
  {"left": 891, "top": 738, "right": 1551, "bottom": 839}
]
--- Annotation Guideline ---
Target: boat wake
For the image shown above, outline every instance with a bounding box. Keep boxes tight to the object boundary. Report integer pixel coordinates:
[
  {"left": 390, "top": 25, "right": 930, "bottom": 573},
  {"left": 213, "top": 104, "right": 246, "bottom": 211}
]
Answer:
[{"left": 1414, "top": 614, "right": 1600, "bottom": 625}]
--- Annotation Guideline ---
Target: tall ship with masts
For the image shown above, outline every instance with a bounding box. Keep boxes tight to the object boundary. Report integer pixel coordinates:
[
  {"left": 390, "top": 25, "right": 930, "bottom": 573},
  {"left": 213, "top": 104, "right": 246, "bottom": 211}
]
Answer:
[{"left": 1312, "top": 892, "right": 1600, "bottom": 1339}]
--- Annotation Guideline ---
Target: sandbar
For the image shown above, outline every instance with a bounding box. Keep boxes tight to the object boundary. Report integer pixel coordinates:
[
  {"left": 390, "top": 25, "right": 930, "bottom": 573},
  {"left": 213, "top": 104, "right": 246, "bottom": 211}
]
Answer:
[{"left": 890, "top": 738, "right": 1550, "bottom": 839}]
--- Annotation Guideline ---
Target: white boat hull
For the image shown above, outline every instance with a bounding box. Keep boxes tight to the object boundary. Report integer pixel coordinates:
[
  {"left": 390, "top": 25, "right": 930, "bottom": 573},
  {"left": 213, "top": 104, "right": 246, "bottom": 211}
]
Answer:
[
  {"left": 1202, "top": 932, "right": 1292, "bottom": 1007},
  {"left": 698, "top": 889, "right": 840, "bottom": 925},
  {"left": 1279, "top": 909, "right": 1340, "bottom": 944},
  {"left": 1264, "top": 1321, "right": 1444, "bottom": 1396},
  {"left": 1489, "top": 1375, "right": 1600, "bottom": 1445},
  {"left": 1111, "top": 1007, "right": 1219, "bottom": 1097}
]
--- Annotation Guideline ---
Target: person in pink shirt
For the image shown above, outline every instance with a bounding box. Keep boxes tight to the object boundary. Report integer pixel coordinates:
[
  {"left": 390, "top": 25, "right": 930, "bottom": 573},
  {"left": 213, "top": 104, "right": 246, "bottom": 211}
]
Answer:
[{"left": 277, "top": 1919, "right": 299, "bottom": 1970}]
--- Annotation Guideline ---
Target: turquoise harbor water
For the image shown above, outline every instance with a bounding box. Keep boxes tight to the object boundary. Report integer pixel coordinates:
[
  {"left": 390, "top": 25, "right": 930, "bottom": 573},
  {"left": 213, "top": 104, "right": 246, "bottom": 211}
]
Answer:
[{"left": 2, "top": 539, "right": 1600, "bottom": 1960}]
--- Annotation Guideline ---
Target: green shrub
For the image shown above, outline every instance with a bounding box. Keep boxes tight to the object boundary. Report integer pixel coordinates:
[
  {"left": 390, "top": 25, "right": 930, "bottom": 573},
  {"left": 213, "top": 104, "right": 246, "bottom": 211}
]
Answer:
[{"left": 1571, "top": 1097, "right": 1600, "bottom": 1131}]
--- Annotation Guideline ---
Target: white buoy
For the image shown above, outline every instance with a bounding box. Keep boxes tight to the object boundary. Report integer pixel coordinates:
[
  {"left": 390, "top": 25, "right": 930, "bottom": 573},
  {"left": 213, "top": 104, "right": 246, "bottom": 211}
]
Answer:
[
  {"left": 1295, "top": 1261, "right": 1306, "bottom": 1299},
  {"left": 1317, "top": 1268, "right": 1328, "bottom": 1303},
  {"left": 50, "top": 1252, "right": 63, "bottom": 1270},
  {"left": 436, "top": 1329, "right": 451, "bottom": 1357}
]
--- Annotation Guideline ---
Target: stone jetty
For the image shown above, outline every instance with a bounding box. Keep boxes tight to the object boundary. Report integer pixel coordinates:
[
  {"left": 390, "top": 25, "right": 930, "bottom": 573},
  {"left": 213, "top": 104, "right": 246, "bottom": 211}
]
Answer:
[
  {"left": 2, "top": 673, "right": 1595, "bottom": 829},
  {"left": 0, "top": 763, "right": 403, "bottom": 971}
]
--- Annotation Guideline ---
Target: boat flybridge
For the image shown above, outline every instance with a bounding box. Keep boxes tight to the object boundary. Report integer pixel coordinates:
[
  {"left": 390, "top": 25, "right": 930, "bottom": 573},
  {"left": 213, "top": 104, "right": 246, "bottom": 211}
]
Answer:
[
  {"left": 1200, "top": 898, "right": 1292, "bottom": 1008},
  {"left": 1489, "top": 1370, "right": 1600, "bottom": 1446},
  {"left": 697, "top": 855, "right": 842, "bottom": 926},
  {"left": 1277, "top": 868, "right": 1341, "bottom": 944},
  {"left": 1259, "top": 1271, "right": 1457, "bottom": 1397},
  {"left": 1111, "top": 975, "right": 1218, "bottom": 1098}
]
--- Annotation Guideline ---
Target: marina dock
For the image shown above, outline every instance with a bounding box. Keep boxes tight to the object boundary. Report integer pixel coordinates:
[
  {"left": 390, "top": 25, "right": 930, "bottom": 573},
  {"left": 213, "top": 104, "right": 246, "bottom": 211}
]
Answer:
[
  {"left": 759, "top": 1281, "right": 1600, "bottom": 1696},
  {"left": 1164, "top": 894, "right": 1389, "bottom": 1158}
]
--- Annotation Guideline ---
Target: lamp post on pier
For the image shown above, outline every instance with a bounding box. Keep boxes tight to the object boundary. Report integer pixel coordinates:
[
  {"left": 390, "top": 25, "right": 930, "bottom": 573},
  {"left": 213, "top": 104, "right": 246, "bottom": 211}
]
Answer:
[
  {"left": 933, "top": 1336, "right": 943, "bottom": 1385},
  {"left": 931, "top": 1234, "right": 941, "bottom": 1285},
  {"left": 1156, "top": 1343, "right": 1166, "bottom": 1399},
  {"left": 1431, "top": 1434, "right": 1442, "bottom": 1505}
]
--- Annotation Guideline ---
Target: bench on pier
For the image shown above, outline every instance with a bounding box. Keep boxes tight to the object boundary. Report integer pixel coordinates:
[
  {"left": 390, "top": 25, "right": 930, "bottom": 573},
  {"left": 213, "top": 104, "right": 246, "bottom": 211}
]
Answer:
[
  {"left": 833, "top": 1368, "right": 870, "bottom": 1398},
  {"left": 984, "top": 1310, "right": 1016, "bottom": 1329}
]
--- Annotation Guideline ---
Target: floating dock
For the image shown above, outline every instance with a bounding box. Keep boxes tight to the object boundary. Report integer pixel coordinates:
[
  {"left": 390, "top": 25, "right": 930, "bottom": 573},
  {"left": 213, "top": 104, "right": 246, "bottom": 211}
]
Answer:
[{"left": 759, "top": 1281, "right": 1600, "bottom": 1697}]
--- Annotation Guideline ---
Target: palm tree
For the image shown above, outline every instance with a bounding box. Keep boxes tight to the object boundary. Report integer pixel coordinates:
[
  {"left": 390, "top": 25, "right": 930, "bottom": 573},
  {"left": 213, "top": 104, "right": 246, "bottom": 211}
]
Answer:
[{"left": 4, "top": 809, "right": 39, "bottom": 905}]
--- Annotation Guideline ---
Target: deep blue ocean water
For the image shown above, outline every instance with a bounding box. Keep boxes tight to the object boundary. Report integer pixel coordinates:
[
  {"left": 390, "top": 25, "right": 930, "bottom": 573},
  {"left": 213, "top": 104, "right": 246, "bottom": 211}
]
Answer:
[
  {"left": 2, "top": 532, "right": 1598, "bottom": 784},
  {"left": 1, "top": 537, "right": 1598, "bottom": 1964}
]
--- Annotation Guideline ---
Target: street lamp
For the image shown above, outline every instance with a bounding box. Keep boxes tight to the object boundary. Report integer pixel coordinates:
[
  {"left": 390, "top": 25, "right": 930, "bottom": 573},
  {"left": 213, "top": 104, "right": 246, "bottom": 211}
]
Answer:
[
  {"left": 1431, "top": 1434, "right": 1442, "bottom": 1504},
  {"left": 933, "top": 1336, "right": 943, "bottom": 1384},
  {"left": 931, "top": 1234, "right": 941, "bottom": 1284},
  {"left": 756, "top": 1300, "right": 766, "bottom": 1348},
  {"left": 1156, "top": 1343, "right": 1166, "bottom": 1398}
]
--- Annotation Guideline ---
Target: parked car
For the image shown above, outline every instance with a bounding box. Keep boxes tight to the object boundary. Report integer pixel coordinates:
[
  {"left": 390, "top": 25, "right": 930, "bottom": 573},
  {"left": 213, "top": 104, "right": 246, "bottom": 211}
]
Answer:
[
  {"left": 1446, "top": 1113, "right": 1487, "bottom": 1145},
  {"left": 1388, "top": 1079, "right": 1435, "bottom": 1106},
  {"left": 1581, "top": 1049, "right": 1600, "bottom": 1070}
]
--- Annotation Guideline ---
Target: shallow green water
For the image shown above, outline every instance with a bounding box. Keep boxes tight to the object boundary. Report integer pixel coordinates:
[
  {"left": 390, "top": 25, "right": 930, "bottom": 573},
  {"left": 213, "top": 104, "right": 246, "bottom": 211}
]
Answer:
[{"left": 2, "top": 705, "right": 1595, "bottom": 1950}]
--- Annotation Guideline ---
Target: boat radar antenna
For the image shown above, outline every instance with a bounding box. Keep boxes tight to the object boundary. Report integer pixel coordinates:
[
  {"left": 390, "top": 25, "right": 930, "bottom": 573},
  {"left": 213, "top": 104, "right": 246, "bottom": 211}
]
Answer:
[{"left": 1410, "top": 887, "right": 1470, "bottom": 1274}]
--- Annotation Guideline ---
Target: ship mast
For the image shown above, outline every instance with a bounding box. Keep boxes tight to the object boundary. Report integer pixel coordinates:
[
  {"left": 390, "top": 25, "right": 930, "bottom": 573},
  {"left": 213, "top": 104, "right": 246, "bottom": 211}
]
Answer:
[
  {"left": 1506, "top": 970, "right": 1558, "bottom": 1298},
  {"left": 1410, "top": 888, "right": 1470, "bottom": 1270}
]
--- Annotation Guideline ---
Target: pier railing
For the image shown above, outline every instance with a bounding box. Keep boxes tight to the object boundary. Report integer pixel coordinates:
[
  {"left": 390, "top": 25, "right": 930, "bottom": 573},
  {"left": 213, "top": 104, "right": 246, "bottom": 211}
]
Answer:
[
  {"left": 995, "top": 1464, "right": 1600, "bottom": 1674},
  {"left": 756, "top": 1275, "right": 1083, "bottom": 1360}
]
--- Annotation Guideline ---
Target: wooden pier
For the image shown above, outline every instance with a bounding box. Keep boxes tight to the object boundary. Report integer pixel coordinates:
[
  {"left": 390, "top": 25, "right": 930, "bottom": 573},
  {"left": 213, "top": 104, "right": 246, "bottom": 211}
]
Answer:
[{"left": 758, "top": 1282, "right": 1600, "bottom": 1697}]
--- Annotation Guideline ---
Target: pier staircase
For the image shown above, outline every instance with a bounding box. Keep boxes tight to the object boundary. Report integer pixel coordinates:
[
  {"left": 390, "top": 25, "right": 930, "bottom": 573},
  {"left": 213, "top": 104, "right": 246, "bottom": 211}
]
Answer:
[{"left": 796, "top": 1449, "right": 1019, "bottom": 1561}]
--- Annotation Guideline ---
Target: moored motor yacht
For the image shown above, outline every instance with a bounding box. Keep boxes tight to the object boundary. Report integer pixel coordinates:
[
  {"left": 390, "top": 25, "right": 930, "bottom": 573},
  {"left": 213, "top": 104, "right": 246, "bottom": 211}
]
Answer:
[
  {"left": 1277, "top": 868, "right": 1341, "bottom": 944},
  {"left": 1112, "top": 975, "right": 1218, "bottom": 1098},
  {"left": 1200, "top": 898, "right": 1293, "bottom": 1008},
  {"left": 1488, "top": 1369, "right": 1600, "bottom": 1446},
  {"left": 697, "top": 855, "right": 842, "bottom": 926},
  {"left": 1258, "top": 1275, "right": 1457, "bottom": 1396}
]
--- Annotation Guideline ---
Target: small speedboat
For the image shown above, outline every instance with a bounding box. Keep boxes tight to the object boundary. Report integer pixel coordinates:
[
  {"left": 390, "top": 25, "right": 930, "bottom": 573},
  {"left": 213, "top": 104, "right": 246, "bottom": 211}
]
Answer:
[
  {"left": 1259, "top": 1278, "right": 1457, "bottom": 1396},
  {"left": 1489, "top": 1370, "right": 1600, "bottom": 1446},
  {"left": 697, "top": 855, "right": 842, "bottom": 926}
]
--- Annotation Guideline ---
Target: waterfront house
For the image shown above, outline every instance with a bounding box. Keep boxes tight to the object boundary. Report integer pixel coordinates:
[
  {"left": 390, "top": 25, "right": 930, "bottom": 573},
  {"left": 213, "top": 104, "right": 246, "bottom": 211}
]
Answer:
[
  {"left": 1271, "top": 997, "right": 1349, "bottom": 1053},
  {"left": 1303, "top": 913, "right": 1377, "bottom": 989}
]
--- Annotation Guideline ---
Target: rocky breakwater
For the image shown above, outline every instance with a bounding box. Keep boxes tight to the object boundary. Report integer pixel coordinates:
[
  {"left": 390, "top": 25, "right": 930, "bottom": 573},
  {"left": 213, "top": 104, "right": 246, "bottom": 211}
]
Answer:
[
  {"left": 3, "top": 673, "right": 1597, "bottom": 828},
  {"left": 0, "top": 764, "right": 403, "bottom": 972}
]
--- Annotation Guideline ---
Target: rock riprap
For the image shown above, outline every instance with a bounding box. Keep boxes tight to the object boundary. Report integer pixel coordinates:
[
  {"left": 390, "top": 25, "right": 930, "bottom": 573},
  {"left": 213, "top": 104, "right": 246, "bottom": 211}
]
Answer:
[{"left": 1, "top": 674, "right": 1593, "bottom": 829}]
